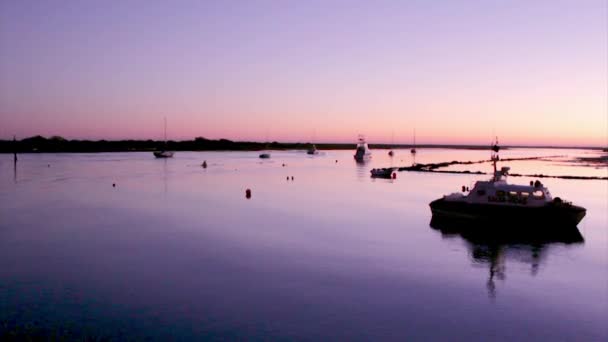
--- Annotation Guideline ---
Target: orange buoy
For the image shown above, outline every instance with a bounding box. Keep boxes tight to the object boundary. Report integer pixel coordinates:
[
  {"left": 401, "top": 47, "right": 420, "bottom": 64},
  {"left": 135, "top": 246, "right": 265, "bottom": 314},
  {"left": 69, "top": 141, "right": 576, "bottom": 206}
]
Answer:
[
  {"left": 245, "top": 189, "right": 251, "bottom": 199},
  {"left": 392, "top": 172, "right": 396, "bottom": 179}
]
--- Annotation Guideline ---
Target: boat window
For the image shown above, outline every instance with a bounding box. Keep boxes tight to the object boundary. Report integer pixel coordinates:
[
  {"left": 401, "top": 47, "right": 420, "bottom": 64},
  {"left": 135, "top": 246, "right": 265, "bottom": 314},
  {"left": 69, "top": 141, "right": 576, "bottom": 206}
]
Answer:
[
  {"left": 509, "top": 191, "right": 518, "bottom": 196},
  {"left": 532, "top": 190, "right": 544, "bottom": 199},
  {"left": 521, "top": 192, "right": 529, "bottom": 198}
]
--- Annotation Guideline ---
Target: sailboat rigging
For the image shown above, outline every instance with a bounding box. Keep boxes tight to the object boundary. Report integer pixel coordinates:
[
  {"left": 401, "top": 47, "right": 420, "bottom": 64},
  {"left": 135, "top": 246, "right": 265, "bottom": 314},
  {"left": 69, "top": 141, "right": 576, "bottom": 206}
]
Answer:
[{"left": 153, "top": 117, "right": 174, "bottom": 158}]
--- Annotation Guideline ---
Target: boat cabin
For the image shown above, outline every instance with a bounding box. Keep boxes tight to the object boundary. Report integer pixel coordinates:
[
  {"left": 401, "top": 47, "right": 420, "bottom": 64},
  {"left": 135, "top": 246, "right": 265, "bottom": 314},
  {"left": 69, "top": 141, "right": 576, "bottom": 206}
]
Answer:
[{"left": 445, "top": 167, "right": 553, "bottom": 207}]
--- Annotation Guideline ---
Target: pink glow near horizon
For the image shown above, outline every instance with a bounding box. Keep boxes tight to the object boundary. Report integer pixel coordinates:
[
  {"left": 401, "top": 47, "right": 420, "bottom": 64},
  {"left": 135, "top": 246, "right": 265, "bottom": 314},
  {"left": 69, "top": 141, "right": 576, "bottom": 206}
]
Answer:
[{"left": 1, "top": 1, "right": 606, "bottom": 147}]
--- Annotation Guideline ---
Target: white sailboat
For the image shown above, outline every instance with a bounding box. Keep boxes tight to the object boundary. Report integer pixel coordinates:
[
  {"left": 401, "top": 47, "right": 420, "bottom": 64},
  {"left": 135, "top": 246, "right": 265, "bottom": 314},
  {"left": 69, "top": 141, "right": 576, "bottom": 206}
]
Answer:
[
  {"left": 154, "top": 117, "right": 174, "bottom": 158},
  {"left": 259, "top": 130, "right": 272, "bottom": 158}
]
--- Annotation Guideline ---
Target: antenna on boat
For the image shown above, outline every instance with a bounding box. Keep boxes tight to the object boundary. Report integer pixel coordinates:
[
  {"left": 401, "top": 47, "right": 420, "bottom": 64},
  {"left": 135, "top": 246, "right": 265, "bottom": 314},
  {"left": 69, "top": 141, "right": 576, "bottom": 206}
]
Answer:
[{"left": 491, "top": 136, "right": 500, "bottom": 181}]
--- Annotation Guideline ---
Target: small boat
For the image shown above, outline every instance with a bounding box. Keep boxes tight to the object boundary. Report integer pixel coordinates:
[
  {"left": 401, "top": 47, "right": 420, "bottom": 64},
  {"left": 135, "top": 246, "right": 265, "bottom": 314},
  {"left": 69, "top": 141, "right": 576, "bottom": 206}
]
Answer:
[
  {"left": 370, "top": 167, "right": 397, "bottom": 178},
  {"left": 307, "top": 144, "right": 319, "bottom": 155},
  {"left": 154, "top": 151, "right": 174, "bottom": 158},
  {"left": 154, "top": 117, "right": 174, "bottom": 158},
  {"left": 259, "top": 153, "right": 271, "bottom": 159},
  {"left": 354, "top": 135, "right": 372, "bottom": 162},
  {"left": 429, "top": 141, "right": 586, "bottom": 227}
]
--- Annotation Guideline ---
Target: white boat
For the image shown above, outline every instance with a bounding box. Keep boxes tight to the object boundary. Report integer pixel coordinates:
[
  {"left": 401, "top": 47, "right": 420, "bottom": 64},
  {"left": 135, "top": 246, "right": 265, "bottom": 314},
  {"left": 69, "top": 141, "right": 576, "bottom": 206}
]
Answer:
[
  {"left": 307, "top": 144, "right": 319, "bottom": 155},
  {"left": 154, "top": 117, "right": 174, "bottom": 158},
  {"left": 154, "top": 151, "right": 174, "bottom": 158},
  {"left": 354, "top": 135, "right": 372, "bottom": 161},
  {"left": 429, "top": 140, "right": 586, "bottom": 227}
]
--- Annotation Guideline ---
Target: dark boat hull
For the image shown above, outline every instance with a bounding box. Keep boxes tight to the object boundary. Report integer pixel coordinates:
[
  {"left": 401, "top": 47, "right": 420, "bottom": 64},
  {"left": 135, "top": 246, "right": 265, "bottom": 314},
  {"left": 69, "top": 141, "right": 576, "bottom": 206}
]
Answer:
[
  {"left": 153, "top": 151, "right": 173, "bottom": 158},
  {"left": 429, "top": 198, "right": 586, "bottom": 227}
]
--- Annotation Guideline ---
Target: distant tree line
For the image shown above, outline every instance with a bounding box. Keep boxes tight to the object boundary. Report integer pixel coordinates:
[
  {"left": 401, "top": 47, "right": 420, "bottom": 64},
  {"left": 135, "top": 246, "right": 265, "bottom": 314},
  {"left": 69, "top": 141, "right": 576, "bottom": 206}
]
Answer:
[
  {"left": 1, "top": 135, "right": 601, "bottom": 153},
  {"left": 0, "top": 135, "right": 355, "bottom": 153}
]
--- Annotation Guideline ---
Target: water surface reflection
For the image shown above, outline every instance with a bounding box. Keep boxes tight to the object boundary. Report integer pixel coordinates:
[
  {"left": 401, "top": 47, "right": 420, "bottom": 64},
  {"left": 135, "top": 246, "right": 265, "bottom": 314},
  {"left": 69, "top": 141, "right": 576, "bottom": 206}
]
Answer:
[{"left": 430, "top": 217, "right": 585, "bottom": 298}]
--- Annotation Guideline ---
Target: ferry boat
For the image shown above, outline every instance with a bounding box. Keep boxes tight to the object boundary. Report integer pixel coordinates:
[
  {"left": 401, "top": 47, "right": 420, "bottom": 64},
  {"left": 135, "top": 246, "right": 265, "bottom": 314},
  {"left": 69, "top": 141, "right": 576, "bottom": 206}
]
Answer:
[
  {"left": 354, "top": 135, "right": 372, "bottom": 162},
  {"left": 429, "top": 145, "right": 586, "bottom": 227}
]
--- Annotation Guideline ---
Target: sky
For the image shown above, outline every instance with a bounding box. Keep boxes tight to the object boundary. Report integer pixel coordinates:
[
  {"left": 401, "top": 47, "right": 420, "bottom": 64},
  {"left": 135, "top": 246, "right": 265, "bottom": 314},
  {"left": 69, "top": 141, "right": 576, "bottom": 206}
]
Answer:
[{"left": 0, "top": 0, "right": 606, "bottom": 146}]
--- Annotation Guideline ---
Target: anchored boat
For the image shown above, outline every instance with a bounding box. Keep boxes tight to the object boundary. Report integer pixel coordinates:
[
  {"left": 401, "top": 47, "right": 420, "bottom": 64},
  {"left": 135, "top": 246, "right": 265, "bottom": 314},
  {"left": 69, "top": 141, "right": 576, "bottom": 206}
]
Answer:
[
  {"left": 354, "top": 135, "right": 372, "bottom": 162},
  {"left": 307, "top": 144, "right": 319, "bottom": 155},
  {"left": 370, "top": 167, "right": 397, "bottom": 178},
  {"left": 153, "top": 117, "right": 174, "bottom": 158},
  {"left": 429, "top": 141, "right": 586, "bottom": 227}
]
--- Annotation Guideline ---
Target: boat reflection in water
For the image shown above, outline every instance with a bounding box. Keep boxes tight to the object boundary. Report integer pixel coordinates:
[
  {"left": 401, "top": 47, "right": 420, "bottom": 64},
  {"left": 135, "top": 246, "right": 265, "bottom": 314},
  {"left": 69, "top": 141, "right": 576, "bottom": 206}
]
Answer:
[{"left": 429, "top": 217, "right": 584, "bottom": 299}]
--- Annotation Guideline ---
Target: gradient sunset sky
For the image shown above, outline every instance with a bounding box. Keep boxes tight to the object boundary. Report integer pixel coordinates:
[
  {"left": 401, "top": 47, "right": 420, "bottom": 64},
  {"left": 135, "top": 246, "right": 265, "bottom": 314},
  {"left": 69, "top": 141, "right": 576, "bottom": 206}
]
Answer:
[{"left": 1, "top": 0, "right": 606, "bottom": 146}]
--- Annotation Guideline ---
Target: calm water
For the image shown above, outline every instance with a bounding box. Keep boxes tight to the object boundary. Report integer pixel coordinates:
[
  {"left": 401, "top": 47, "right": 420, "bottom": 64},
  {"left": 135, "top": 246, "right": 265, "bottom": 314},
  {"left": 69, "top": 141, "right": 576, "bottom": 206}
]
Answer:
[{"left": 1, "top": 149, "right": 607, "bottom": 340}]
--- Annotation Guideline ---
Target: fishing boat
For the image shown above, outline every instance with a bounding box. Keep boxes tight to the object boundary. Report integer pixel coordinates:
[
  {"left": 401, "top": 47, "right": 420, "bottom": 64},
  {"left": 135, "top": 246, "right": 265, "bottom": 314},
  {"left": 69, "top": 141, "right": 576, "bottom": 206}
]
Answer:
[
  {"left": 354, "top": 135, "right": 372, "bottom": 162},
  {"left": 429, "top": 139, "right": 586, "bottom": 227},
  {"left": 259, "top": 153, "right": 271, "bottom": 159},
  {"left": 153, "top": 117, "right": 174, "bottom": 158}
]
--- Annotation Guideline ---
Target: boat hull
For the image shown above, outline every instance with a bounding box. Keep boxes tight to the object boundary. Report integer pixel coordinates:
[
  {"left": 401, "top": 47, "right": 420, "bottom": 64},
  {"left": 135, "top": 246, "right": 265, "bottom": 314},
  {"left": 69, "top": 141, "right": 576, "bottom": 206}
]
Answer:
[
  {"left": 354, "top": 154, "right": 372, "bottom": 162},
  {"left": 429, "top": 198, "right": 586, "bottom": 227},
  {"left": 370, "top": 168, "right": 396, "bottom": 178},
  {"left": 153, "top": 151, "right": 174, "bottom": 158}
]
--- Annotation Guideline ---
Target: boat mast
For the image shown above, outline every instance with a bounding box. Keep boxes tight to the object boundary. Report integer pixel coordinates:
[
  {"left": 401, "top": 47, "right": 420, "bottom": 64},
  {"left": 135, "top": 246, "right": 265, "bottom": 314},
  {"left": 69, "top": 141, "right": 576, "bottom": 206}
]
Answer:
[
  {"left": 164, "top": 117, "right": 167, "bottom": 147},
  {"left": 491, "top": 136, "right": 500, "bottom": 181}
]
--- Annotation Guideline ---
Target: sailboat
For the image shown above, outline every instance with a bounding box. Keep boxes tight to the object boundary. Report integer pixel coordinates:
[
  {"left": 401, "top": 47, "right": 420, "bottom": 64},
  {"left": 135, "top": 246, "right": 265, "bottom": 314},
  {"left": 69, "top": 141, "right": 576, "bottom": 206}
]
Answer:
[
  {"left": 259, "top": 133, "right": 271, "bottom": 159},
  {"left": 307, "top": 129, "right": 319, "bottom": 155},
  {"left": 153, "top": 117, "right": 174, "bottom": 158},
  {"left": 388, "top": 131, "right": 394, "bottom": 157},
  {"left": 410, "top": 128, "right": 417, "bottom": 154},
  {"left": 306, "top": 144, "right": 319, "bottom": 155}
]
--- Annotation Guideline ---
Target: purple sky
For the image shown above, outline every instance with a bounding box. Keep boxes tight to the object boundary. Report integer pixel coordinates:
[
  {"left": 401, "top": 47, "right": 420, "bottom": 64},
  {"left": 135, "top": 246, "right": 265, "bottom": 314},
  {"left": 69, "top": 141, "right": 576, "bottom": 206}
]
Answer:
[{"left": 1, "top": 0, "right": 606, "bottom": 146}]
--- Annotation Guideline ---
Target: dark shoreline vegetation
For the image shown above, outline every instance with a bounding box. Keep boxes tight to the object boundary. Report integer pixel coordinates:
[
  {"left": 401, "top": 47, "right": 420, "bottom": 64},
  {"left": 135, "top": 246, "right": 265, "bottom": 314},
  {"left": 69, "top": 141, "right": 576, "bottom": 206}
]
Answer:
[{"left": 0, "top": 135, "right": 606, "bottom": 153}]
